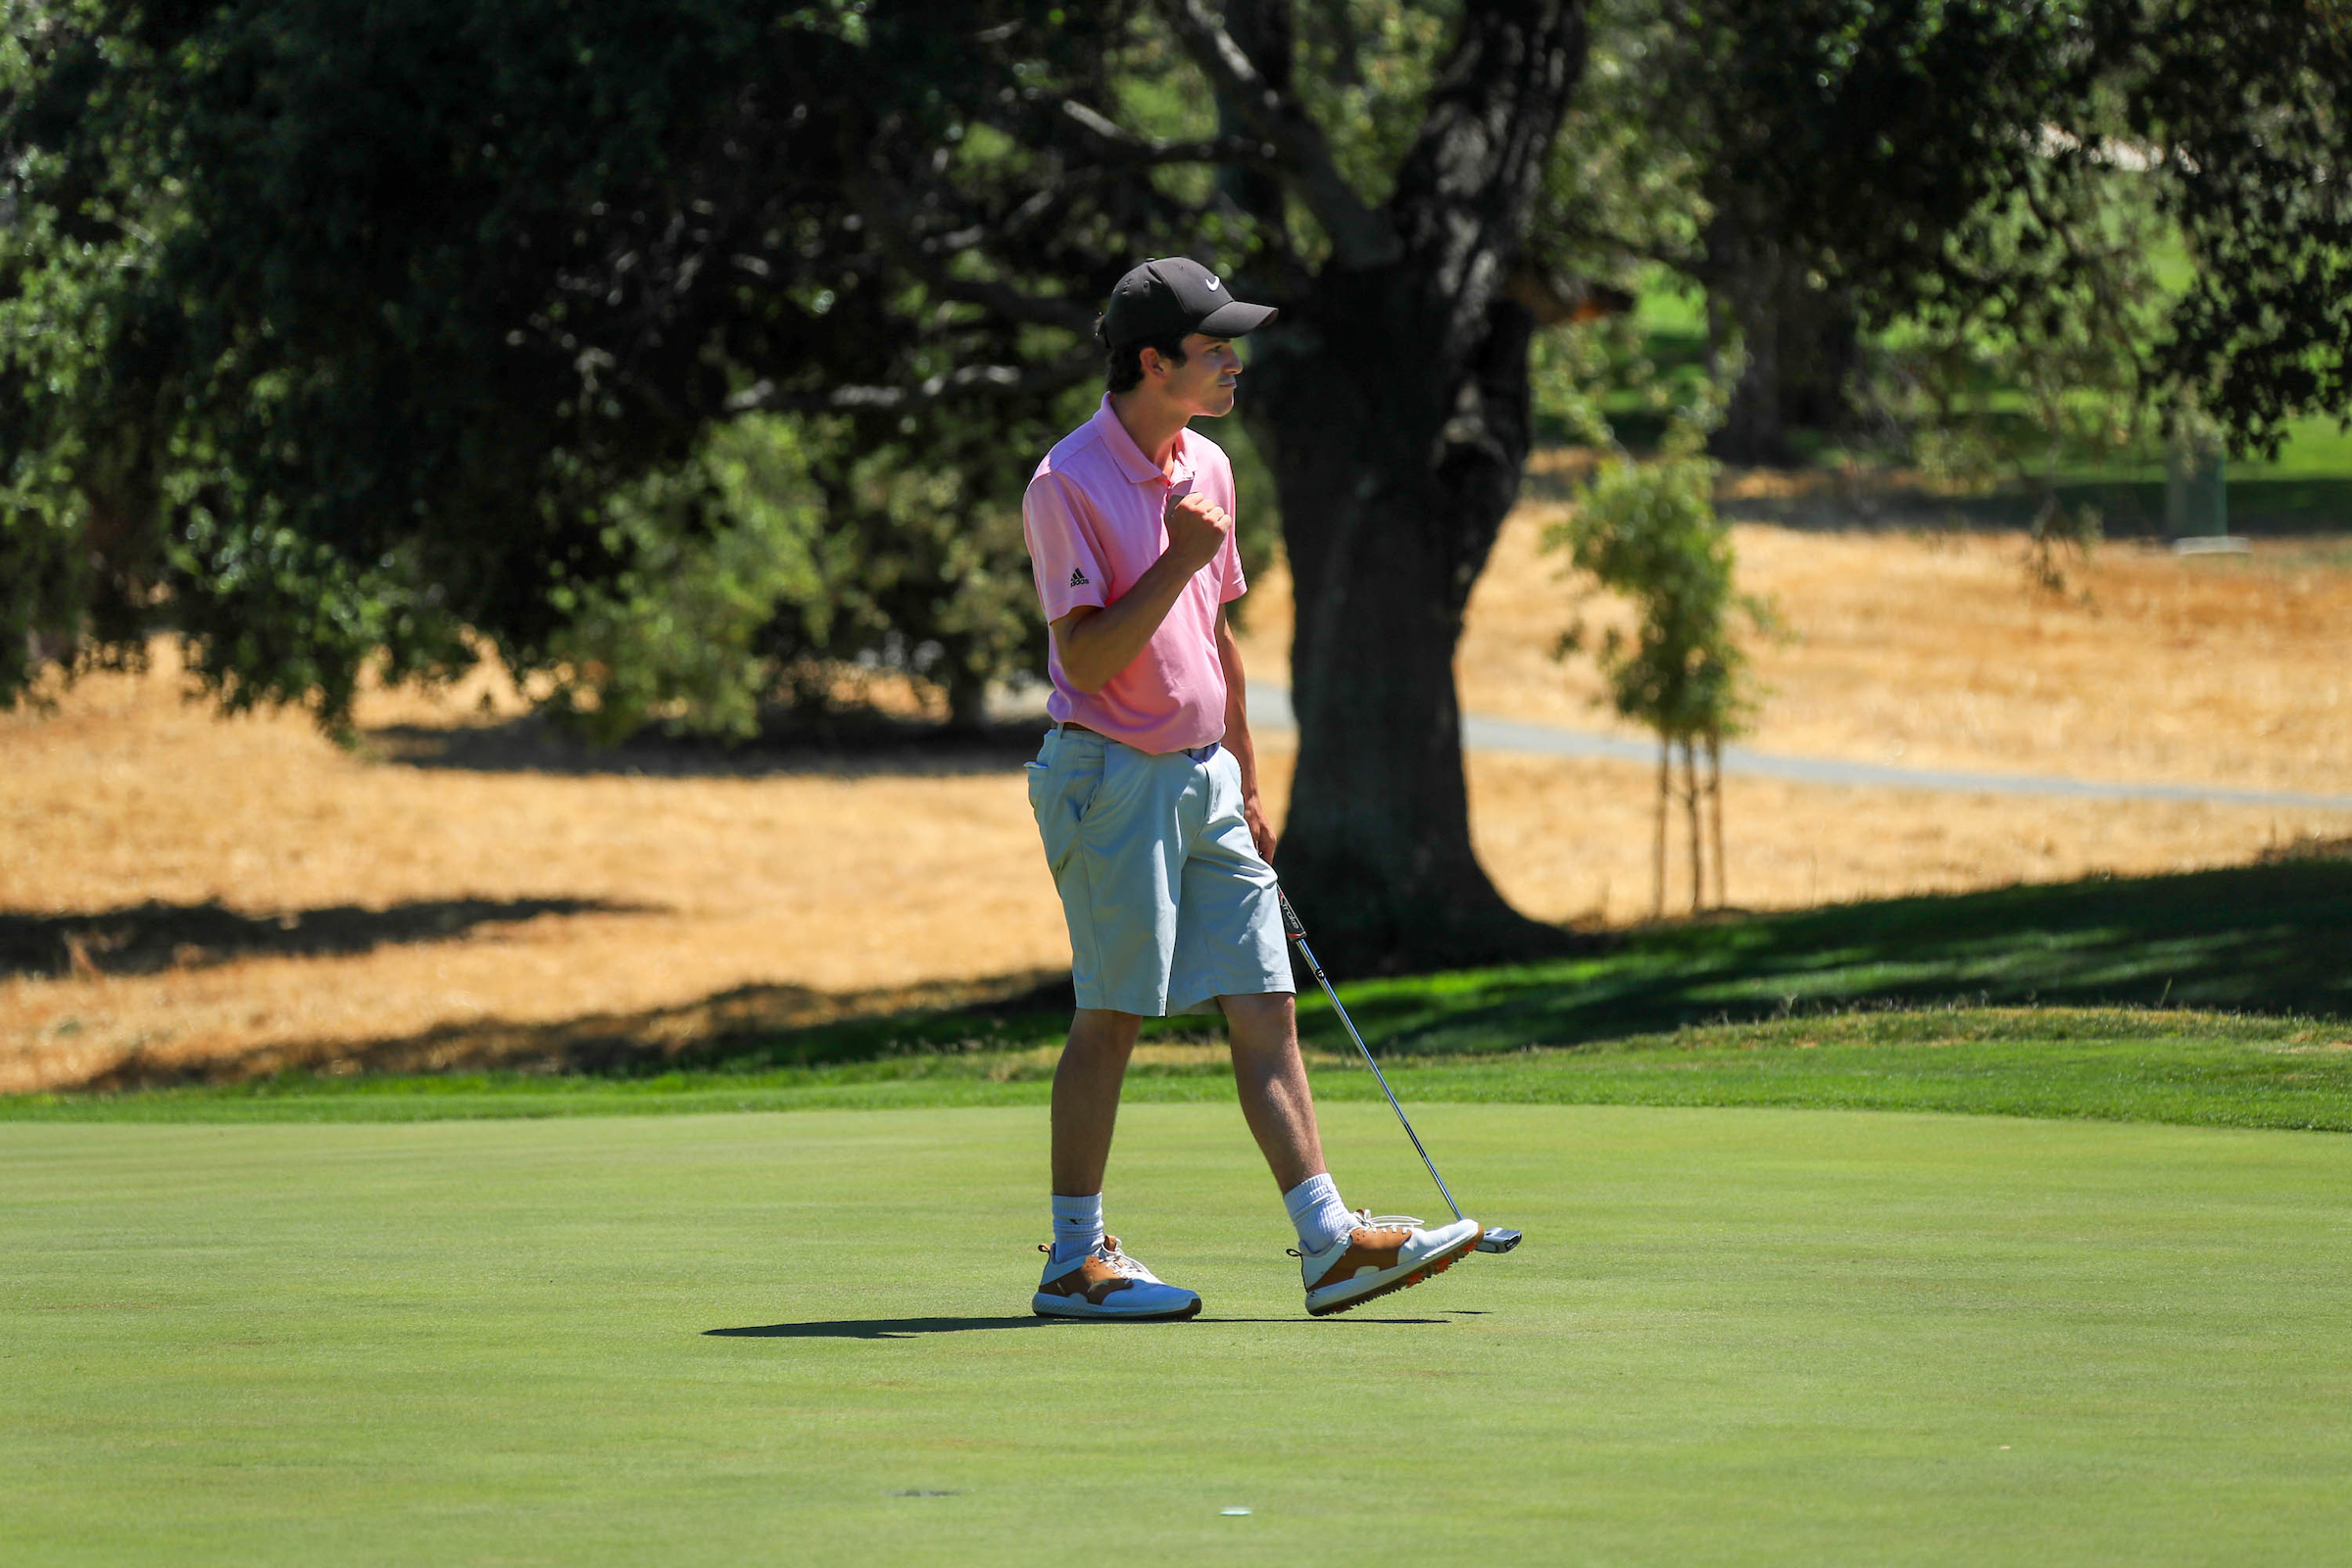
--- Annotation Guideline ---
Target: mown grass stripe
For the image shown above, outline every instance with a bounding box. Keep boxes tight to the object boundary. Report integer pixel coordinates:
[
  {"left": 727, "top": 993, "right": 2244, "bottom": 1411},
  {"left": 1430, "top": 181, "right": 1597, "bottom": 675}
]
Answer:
[{"left": 10, "top": 1008, "right": 2348, "bottom": 1132}]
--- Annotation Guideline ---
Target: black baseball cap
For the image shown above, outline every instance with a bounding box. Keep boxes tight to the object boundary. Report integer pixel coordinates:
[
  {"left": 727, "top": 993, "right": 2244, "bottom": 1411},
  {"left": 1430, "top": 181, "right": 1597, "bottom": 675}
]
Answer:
[{"left": 1099, "top": 257, "right": 1277, "bottom": 349}]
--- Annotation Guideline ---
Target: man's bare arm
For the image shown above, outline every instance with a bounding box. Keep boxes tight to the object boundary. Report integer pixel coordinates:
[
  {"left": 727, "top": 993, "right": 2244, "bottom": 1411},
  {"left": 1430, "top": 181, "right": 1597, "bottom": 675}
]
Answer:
[
  {"left": 1051, "top": 490, "right": 1233, "bottom": 692},
  {"left": 1051, "top": 562, "right": 1193, "bottom": 694},
  {"left": 1215, "top": 607, "right": 1278, "bottom": 863}
]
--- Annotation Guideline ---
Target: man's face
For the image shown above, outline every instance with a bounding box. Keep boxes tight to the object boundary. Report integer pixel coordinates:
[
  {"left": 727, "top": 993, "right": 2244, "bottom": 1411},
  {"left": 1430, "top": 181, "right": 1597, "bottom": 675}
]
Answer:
[{"left": 1148, "top": 333, "right": 1244, "bottom": 417}]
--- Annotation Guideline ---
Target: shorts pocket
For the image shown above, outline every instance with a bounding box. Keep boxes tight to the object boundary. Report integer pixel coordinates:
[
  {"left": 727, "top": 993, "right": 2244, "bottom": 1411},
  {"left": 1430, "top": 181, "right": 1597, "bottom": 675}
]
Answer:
[{"left": 1032, "top": 734, "right": 1106, "bottom": 873}]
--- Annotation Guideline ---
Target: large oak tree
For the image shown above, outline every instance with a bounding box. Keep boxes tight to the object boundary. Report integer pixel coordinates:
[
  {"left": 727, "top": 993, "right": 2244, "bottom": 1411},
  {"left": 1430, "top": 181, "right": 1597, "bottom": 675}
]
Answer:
[
  {"left": 8, "top": 0, "right": 2349, "bottom": 971},
  {"left": 4, "top": 0, "right": 1598, "bottom": 968}
]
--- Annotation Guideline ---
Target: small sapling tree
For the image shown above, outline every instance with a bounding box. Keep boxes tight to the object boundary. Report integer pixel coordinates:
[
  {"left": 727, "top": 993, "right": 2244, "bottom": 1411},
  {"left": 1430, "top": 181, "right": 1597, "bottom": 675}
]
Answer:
[{"left": 1547, "top": 413, "right": 1769, "bottom": 917}]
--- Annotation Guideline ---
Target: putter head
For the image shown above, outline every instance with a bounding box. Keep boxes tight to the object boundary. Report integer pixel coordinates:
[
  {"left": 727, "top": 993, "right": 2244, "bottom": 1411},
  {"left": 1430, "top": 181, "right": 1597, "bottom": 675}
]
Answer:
[{"left": 1476, "top": 1227, "right": 1522, "bottom": 1253}]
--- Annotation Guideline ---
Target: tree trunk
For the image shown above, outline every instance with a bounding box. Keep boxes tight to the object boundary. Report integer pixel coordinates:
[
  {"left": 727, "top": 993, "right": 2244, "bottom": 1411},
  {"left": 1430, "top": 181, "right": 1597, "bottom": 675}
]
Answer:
[
  {"left": 1210, "top": 0, "right": 1592, "bottom": 973},
  {"left": 1246, "top": 274, "right": 1564, "bottom": 971},
  {"left": 1653, "top": 736, "right": 1669, "bottom": 919},
  {"left": 1701, "top": 195, "right": 1860, "bottom": 466},
  {"left": 942, "top": 664, "right": 990, "bottom": 734},
  {"left": 1706, "top": 731, "right": 1726, "bottom": 910},
  {"left": 1683, "top": 738, "right": 1703, "bottom": 914}
]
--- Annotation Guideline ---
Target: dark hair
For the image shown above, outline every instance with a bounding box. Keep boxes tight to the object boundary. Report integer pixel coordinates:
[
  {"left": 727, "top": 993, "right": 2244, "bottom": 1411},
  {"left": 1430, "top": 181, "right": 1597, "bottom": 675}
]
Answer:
[{"left": 1100, "top": 320, "right": 1189, "bottom": 394}]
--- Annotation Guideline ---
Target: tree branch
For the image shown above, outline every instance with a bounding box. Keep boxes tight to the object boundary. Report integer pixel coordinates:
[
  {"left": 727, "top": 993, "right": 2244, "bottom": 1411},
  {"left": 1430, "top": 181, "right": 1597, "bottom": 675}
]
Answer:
[
  {"left": 724, "top": 353, "right": 1096, "bottom": 416},
  {"left": 848, "top": 169, "right": 1100, "bottom": 334},
  {"left": 919, "top": 270, "right": 1097, "bottom": 333},
  {"left": 1387, "top": 0, "right": 1590, "bottom": 322},
  {"left": 1152, "top": 0, "right": 1401, "bottom": 269},
  {"left": 1055, "top": 99, "right": 1280, "bottom": 170},
  {"left": 1542, "top": 213, "right": 1705, "bottom": 275}
]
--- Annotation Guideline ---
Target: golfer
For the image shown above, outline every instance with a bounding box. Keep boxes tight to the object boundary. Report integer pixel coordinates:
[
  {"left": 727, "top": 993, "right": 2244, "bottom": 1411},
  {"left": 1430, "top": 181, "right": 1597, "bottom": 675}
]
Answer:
[{"left": 1020, "top": 257, "right": 1482, "bottom": 1319}]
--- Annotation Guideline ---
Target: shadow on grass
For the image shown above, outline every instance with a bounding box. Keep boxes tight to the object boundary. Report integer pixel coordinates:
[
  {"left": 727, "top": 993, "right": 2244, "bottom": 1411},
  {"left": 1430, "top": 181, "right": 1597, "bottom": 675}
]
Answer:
[
  {"left": 51, "top": 857, "right": 2348, "bottom": 1094},
  {"left": 707, "top": 1317, "right": 1058, "bottom": 1339},
  {"left": 369, "top": 710, "right": 1054, "bottom": 780},
  {"left": 2041, "top": 477, "right": 2352, "bottom": 538},
  {"left": 1, "top": 896, "right": 652, "bottom": 982},
  {"left": 1711, "top": 471, "right": 2352, "bottom": 538},
  {"left": 62, "top": 967, "right": 1075, "bottom": 1093},
  {"left": 1309, "top": 858, "right": 2352, "bottom": 1056},
  {"left": 666, "top": 858, "right": 2351, "bottom": 1074}
]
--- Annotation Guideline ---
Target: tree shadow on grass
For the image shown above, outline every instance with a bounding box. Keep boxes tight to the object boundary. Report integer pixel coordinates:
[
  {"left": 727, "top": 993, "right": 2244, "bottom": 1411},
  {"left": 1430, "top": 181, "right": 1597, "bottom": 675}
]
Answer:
[
  {"left": 707, "top": 1316, "right": 1448, "bottom": 1339},
  {"left": 59, "top": 966, "right": 1074, "bottom": 1093},
  {"left": 2, "top": 896, "right": 652, "bottom": 982},
  {"left": 2042, "top": 477, "right": 2352, "bottom": 539},
  {"left": 665, "top": 858, "right": 2352, "bottom": 1078},
  {"left": 1709, "top": 467, "right": 2352, "bottom": 539},
  {"left": 369, "top": 710, "right": 1054, "bottom": 780},
  {"left": 52, "top": 855, "right": 2345, "bottom": 1095},
  {"left": 1314, "top": 858, "right": 2352, "bottom": 1055}
]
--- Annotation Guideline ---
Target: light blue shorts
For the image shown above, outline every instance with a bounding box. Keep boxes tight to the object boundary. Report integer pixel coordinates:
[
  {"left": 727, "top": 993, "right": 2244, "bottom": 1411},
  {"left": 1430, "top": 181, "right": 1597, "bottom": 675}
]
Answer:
[{"left": 1026, "top": 726, "right": 1295, "bottom": 1016}]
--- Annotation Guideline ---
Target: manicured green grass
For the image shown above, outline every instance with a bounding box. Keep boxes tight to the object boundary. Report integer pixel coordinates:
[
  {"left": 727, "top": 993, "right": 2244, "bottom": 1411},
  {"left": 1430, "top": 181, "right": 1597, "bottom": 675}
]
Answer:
[
  {"left": 9, "top": 868, "right": 2345, "bottom": 1557},
  {"left": 5, "top": 1103, "right": 2349, "bottom": 1564},
  {"left": 11, "top": 1008, "right": 2352, "bottom": 1133}
]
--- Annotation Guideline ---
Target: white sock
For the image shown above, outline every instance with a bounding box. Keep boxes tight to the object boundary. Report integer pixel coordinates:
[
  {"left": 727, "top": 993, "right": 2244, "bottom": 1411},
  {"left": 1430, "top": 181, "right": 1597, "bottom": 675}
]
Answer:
[
  {"left": 1049, "top": 1193, "right": 1104, "bottom": 1265},
  {"left": 1283, "top": 1173, "right": 1355, "bottom": 1253}
]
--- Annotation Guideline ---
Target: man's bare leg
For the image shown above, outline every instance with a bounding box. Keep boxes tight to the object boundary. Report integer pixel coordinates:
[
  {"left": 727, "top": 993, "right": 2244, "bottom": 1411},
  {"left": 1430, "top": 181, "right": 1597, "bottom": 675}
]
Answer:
[
  {"left": 1224, "top": 989, "right": 1479, "bottom": 1314},
  {"left": 1037, "top": 1006, "right": 1200, "bottom": 1320},
  {"left": 1220, "top": 991, "right": 1325, "bottom": 1192},
  {"left": 1051, "top": 1007, "right": 1143, "bottom": 1196}
]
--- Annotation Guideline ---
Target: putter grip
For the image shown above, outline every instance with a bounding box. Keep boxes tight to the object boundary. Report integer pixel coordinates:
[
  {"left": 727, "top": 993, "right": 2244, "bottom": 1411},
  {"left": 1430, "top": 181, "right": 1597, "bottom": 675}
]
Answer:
[{"left": 1275, "top": 888, "right": 1307, "bottom": 941}]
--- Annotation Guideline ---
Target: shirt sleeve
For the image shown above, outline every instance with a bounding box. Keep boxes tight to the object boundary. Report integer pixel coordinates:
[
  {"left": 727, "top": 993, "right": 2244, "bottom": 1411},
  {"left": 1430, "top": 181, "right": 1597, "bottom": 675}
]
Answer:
[
  {"left": 1209, "top": 462, "right": 1248, "bottom": 605},
  {"left": 1024, "top": 471, "right": 1108, "bottom": 622}
]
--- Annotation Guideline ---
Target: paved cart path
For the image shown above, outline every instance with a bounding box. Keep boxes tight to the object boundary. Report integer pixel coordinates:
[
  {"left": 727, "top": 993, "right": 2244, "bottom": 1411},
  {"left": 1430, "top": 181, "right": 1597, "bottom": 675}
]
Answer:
[{"left": 1245, "top": 682, "right": 2352, "bottom": 812}]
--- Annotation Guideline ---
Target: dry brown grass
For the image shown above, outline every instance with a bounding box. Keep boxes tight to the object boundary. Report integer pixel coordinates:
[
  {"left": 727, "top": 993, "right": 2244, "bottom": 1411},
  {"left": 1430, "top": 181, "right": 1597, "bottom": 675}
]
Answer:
[
  {"left": 1238, "top": 509, "right": 2352, "bottom": 794},
  {"left": 1461, "top": 751, "right": 2345, "bottom": 929},
  {"left": 2, "top": 646, "right": 1073, "bottom": 1093},
  {"left": 7, "top": 512, "right": 2349, "bottom": 1092}
]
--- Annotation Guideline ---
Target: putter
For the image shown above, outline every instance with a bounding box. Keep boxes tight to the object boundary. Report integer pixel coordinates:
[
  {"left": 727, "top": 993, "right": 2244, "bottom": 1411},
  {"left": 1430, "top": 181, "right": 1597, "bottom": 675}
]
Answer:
[{"left": 1277, "top": 889, "right": 1523, "bottom": 1254}]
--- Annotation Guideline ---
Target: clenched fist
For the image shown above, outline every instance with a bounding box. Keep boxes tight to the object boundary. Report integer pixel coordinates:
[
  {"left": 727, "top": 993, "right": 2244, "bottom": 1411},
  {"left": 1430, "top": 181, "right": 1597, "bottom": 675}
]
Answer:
[{"left": 1162, "top": 484, "right": 1233, "bottom": 573}]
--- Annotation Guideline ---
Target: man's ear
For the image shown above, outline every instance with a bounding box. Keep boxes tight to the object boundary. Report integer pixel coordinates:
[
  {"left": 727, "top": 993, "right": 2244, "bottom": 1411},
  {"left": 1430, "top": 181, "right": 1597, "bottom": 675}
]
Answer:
[{"left": 1138, "top": 346, "right": 1165, "bottom": 382}]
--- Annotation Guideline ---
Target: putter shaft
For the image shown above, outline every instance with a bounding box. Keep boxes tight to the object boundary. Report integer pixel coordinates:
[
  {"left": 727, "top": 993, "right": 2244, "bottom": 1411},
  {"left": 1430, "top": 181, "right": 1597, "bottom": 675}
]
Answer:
[{"left": 1276, "top": 891, "right": 1465, "bottom": 1227}]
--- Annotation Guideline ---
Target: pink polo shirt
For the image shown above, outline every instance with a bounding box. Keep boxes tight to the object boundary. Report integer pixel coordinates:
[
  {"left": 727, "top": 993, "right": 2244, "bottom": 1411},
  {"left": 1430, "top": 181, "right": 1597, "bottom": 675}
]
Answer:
[{"left": 1022, "top": 396, "right": 1246, "bottom": 755}]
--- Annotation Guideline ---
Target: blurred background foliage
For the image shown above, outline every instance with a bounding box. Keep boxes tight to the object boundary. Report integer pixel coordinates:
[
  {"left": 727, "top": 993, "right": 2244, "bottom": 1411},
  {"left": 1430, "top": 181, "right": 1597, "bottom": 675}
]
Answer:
[{"left": 534, "top": 385, "right": 1281, "bottom": 743}]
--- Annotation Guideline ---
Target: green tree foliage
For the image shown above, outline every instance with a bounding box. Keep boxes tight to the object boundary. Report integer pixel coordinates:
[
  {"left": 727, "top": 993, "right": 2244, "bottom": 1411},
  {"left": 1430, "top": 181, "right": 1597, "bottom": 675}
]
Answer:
[
  {"left": 1546, "top": 0, "right": 2352, "bottom": 466},
  {"left": 533, "top": 382, "right": 1297, "bottom": 741},
  {"left": 0, "top": 0, "right": 1107, "bottom": 726},
  {"left": 536, "top": 404, "right": 1067, "bottom": 744},
  {"left": 2126, "top": 1, "right": 2352, "bottom": 457},
  {"left": 1544, "top": 0, "right": 2106, "bottom": 462},
  {"left": 533, "top": 417, "right": 830, "bottom": 749},
  {"left": 1851, "top": 160, "right": 2178, "bottom": 593},
  {"left": 0, "top": 0, "right": 1299, "bottom": 737}
]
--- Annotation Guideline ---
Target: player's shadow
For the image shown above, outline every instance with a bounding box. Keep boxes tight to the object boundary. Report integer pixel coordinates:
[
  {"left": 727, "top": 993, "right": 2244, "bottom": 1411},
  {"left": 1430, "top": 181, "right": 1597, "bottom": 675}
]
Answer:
[
  {"left": 707, "top": 1315, "right": 1449, "bottom": 1339},
  {"left": 707, "top": 1317, "right": 1056, "bottom": 1340}
]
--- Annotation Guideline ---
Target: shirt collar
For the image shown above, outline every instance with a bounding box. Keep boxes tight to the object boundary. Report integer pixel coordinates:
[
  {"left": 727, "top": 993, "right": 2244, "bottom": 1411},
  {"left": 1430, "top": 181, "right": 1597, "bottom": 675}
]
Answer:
[{"left": 1092, "top": 394, "right": 1193, "bottom": 487}]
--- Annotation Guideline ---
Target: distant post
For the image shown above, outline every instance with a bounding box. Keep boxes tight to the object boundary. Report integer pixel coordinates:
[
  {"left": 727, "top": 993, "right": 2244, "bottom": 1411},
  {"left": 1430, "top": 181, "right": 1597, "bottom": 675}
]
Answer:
[{"left": 2167, "top": 427, "right": 2242, "bottom": 555}]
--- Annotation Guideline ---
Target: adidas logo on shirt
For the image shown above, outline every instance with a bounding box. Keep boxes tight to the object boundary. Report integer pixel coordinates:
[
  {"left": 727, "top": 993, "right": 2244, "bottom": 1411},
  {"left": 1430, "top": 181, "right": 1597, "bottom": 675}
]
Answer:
[{"left": 1069, "top": 568, "right": 1090, "bottom": 587}]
